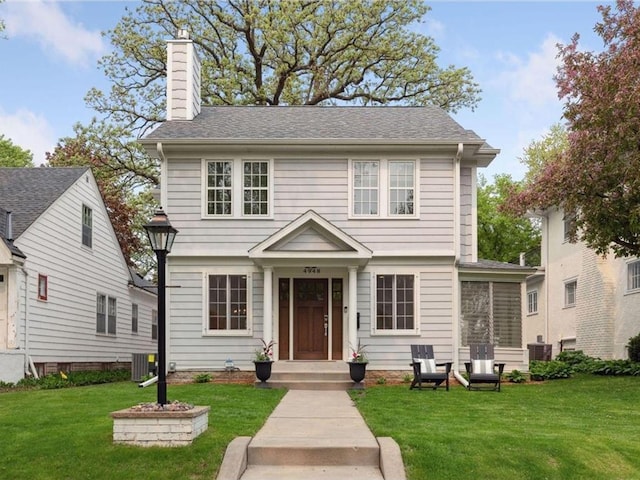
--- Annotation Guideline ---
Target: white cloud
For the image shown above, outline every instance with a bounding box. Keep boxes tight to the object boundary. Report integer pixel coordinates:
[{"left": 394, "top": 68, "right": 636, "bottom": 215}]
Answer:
[
  {"left": 494, "top": 33, "right": 562, "bottom": 109},
  {"left": 0, "top": 108, "right": 57, "bottom": 166},
  {"left": 4, "top": 0, "right": 106, "bottom": 67}
]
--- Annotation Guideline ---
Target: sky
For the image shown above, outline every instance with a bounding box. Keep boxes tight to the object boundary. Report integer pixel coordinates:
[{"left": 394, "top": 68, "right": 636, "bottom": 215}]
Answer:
[{"left": 0, "top": 0, "right": 614, "bottom": 180}]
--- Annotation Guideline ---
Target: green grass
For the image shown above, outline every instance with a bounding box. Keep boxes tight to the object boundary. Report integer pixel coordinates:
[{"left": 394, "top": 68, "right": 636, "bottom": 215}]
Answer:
[
  {"left": 1, "top": 376, "right": 639, "bottom": 479},
  {"left": 0, "top": 382, "right": 285, "bottom": 480},
  {"left": 351, "top": 375, "right": 640, "bottom": 480}
]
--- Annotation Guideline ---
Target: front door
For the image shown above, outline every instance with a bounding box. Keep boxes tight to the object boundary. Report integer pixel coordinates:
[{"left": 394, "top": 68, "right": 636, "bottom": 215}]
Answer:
[{"left": 293, "top": 278, "right": 328, "bottom": 360}]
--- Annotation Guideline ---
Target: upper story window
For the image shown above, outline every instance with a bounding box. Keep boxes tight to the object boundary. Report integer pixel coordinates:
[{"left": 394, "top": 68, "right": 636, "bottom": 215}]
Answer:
[
  {"left": 82, "top": 204, "right": 93, "bottom": 248},
  {"left": 350, "top": 159, "right": 417, "bottom": 218},
  {"left": 203, "top": 159, "right": 272, "bottom": 218},
  {"left": 373, "top": 273, "right": 418, "bottom": 334},
  {"left": 563, "top": 213, "right": 576, "bottom": 242},
  {"left": 38, "top": 274, "right": 48, "bottom": 301},
  {"left": 527, "top": 290, "right": 538, "bottom": 315},
  {"left": 152, "top": 309, "right": 158, "bottom": 340},
  {"left": 131, "top": 304, "right": 139, "bottom": 334},
  {"left": 564, "top": 280, "right": 577, "bottom": 308},
  {"left": 627, "top": 260, "right": 640, "bottom": 292}
]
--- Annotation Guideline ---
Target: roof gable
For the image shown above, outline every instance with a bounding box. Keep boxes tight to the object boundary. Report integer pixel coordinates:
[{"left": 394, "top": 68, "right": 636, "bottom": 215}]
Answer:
[
  {"left": 0, "top": 167, "right": 89, "bottom": 239},
  {"left": 249, "top": 210, "right": 372, "bottom": 265}
]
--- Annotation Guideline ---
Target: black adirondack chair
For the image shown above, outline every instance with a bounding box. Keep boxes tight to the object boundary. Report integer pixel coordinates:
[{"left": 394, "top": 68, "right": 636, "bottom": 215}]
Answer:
[
  {"left": 464, "top": 344, "right": 505, "bottom": 392},
  {"left": 410, "top": 344, "right": 451, "bottom": 391}
]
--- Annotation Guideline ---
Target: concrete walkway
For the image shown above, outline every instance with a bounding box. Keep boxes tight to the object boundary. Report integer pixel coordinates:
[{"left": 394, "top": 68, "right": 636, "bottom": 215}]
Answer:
[{"left": 217, "top": 390, "right": 406, "bottom": 480}]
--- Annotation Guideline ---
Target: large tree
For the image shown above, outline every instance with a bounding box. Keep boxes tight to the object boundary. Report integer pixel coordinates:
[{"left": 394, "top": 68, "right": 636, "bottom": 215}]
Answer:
[
  {"left": 0, "top": 135, "right": 34, "bottom": 167},
  {"left": 507, "top": 0, "right": 640, "bottom": 258},
  {"left": 478, "top": 174, "right": 541, "bottom": 266}
]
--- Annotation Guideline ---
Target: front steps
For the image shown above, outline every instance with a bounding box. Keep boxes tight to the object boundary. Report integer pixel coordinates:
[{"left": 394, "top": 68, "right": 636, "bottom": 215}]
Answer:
[{"left": 259, "top": 360, "right": 357, "bottom": 390}]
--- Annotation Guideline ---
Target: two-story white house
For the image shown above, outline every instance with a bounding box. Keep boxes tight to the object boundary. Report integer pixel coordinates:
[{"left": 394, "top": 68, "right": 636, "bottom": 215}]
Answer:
[
  {"left": 140, "top": 35, "right": 533, "bottom": 378},
  {"left": 526, "top": 208, "right": 640, "bottom": 359},
  {"left": 0, "top": 167, "right": 157, "bottom": 383}
]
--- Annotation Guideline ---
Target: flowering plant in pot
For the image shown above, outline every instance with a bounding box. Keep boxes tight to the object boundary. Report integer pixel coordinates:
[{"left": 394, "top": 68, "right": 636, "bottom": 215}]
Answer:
[
  {"left": 348, "top": 342, "right": 368, "bottom": 385},
  {"left": 253, "top": 339, "right": 275, "bottom": 384}
]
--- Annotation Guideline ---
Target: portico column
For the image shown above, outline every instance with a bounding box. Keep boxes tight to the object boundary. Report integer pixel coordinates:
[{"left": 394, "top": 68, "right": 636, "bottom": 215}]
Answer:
[
  {"left": 348, "top": 266, "right": 358, "bottom": 357},
  {"left": 263, "top": 266, "right": 274, "bottom": 349}
]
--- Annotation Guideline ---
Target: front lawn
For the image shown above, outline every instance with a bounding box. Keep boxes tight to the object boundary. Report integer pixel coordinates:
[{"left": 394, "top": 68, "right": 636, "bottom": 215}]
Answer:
[
  {"left": 352, "top": 375, "right": 640, "bottom": 480},
  {"left": 1, "top": 376, "right": 638, "bottom": 479}
]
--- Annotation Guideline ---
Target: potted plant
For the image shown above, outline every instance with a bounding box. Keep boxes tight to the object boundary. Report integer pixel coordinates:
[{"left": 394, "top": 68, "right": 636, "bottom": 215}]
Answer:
[
  {"left": 347, "top": 342, "right": 368, "bottom": 385},
  {"left": 253, "top": 339, "right": 275, "bottom": 385}
]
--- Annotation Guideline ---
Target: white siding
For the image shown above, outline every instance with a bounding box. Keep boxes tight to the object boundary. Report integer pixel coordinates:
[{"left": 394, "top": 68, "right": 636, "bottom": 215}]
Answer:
[{"left": 14, "top": 172, "right": 156, "bottom": 364}]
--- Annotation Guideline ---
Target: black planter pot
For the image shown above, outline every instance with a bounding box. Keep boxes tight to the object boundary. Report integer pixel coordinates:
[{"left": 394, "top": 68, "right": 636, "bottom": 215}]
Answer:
[
  {"left": 348, "top": 361, "right": 367, "bottom": 384},
  {"left": 253, "top": 360, "right": 273, "bottom": 384}
]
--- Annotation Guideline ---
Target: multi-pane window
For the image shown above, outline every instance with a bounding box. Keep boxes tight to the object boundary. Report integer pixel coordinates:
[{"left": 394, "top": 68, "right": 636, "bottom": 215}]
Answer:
[
  {"left": 96, "top": 294, "right": 106, "bottom": 333},
  {"left": 353, "top": 161, "right": 379, "bottom": 215},
  {"left": 628, "top": 260, "right": 640, "bottom": 291},
  {"left": 131, "top": 304, "right": 138, "bottom": 333},
  {"left": 389, "top": 161, "right": 414, "bottom": 215},
  {"left": 82, "top": 204, "right": 92, "bottom": 248},
  {"left": 151, "top": 309, "right": 158, "bottom": 340},
  {"left": 565, "top": 280, "right": 577, "bottom": 307},
  {"left": 563, "top": 213, "right": 576, "bottom": 242},
  {"left": 208, "top": 274, "right": 248, "bottom": 332},
  {"left": 527, "top": 290, "right": 538, "bottom": 315},
  {"left": 461, "top": 281, "right": 522, "bottom": 348},
  {"left": 206, "top": 161, "right": 232, "bottom": 215},
  {"left": 107, "top": 297, "right": 117, "bottom": 335},
  {"left": 38, "top": 274, "right": 48, "bottom": 301},
  {"left": 243, "top": 161, "right": 269, "bottom": 215},
  {"left": 375, "top": 274, "right": 415, "bottom": 331}
]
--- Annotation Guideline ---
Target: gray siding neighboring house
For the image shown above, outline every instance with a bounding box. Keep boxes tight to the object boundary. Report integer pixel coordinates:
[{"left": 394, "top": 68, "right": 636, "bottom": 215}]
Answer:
[
  {"left": 526, "top": 208, "right": 640, "bottom": 359},
  {"left": 0, "top": 167, "right": 157, "bottom": 383},
  {"left": 139, "top": 35, "right": 533, "bottom": 377}
]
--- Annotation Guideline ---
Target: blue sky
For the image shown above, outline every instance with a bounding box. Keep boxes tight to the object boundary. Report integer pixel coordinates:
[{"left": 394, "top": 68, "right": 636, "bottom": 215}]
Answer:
[{"left": 0, "top": 0, "right": 611, "bottom": 180}]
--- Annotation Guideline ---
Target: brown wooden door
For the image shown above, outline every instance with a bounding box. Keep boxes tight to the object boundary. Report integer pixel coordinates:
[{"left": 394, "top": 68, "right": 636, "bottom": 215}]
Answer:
[{"left": 294, "top": 278, "right": 328, "bottom": 360}]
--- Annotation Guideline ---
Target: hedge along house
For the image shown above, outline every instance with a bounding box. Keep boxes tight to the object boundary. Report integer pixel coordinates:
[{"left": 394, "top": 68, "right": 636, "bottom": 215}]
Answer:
[{"left": 139, "top": 33, "right": 533, "bottom": 380}]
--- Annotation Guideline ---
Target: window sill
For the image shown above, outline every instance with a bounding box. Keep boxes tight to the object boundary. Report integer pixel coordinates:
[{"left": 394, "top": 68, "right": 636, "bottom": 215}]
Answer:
[
  {"left": 371, "top": 330, "right": 420, "bottom": 336},
  {"left": 202, "top": 331, "right": 252, "bottom": 337}
]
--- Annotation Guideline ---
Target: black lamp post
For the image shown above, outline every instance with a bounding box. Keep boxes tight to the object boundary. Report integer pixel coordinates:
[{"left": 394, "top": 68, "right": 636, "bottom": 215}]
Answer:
[{"left": 144, "top": 207, "right": 178, "bottom": 405}]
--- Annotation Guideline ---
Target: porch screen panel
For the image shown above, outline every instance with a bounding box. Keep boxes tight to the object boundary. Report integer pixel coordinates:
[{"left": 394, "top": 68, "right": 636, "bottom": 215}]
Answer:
[
  {"left": 493, "top": 282, "right": 522, "bottom": 348},
  {"left": 460, "top": 281, "right": 491, "bottom": 345}
]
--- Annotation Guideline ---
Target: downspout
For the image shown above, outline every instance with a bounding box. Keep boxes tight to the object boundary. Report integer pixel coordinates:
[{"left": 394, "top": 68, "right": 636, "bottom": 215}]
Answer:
[
  {"left": 452, "top": 143, "right": 469, "bottom": 388},
  {"left": 157, "top": 142, "right": 168, "bottom": 208}
]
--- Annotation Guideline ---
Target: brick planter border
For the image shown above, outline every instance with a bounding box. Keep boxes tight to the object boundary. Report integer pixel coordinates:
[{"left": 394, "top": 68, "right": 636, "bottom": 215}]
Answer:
[{"left": 111, "top": 405, "right": 210, "bottom": 447}]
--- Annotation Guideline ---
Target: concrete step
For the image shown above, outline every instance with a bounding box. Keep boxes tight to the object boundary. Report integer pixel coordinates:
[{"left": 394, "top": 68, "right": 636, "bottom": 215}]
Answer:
[
  {"left": 260, "top": 360, "right": 356, "bottom": 390},
  {"left": 259, "top": 378, "right": 355, "bottom": 390},
  {"left": 240, "top": 465, "right": 385, "bottom": 480}
]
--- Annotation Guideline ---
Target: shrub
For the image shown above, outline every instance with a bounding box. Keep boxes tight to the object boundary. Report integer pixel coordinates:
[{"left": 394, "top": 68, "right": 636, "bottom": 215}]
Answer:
[
  {"left": 402, "top": 374, "right": 412, "bottom": 383},
  {"left": 194, "top": 373, "right": 212, "bottom": 383},
  {"left": 506, "top": 370, "right": 527, "bottom": 383},
  {"left": 627, "top": 332, "right": 640, "bottom": 362},
  {"left": 529, "top": 360, "right": 572, "bottom": 380},
  {"left": 591, "top": 359, "right": 640, "bottom": 376},
  {"left": 11, "top": 369, "right": 130, "bottom": 391},
  {"left": 376, "top": 376, "right": 387, "bottom": 385},
  {"left": 555, "top": 350, "right": 598, "bottom": 373}
]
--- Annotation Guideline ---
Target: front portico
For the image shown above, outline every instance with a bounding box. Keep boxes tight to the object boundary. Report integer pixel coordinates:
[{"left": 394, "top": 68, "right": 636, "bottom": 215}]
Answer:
[{"left": 249, "top": 211, "right": 371, "bottom": 361}]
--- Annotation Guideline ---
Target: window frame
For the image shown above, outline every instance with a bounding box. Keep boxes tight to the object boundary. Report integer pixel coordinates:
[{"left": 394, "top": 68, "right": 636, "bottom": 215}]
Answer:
[
  {"left": 131, "top": 303, "right": 139, "bottom": 334},
  {"left": 202, "top": 158, "right": 273, "bottom": 219},
  {"left": 563, "top": 213, "right": 576, "bottom": 243},
  {"left": 627, "top": 260, "right": 640, "bottom": 292},
  {"left": 37, "top": 274, "right": 48, "bottom": 301},
  {"left": 371, "top": 271, "right": 420, "bottom": 336},
  {"left": 203, "top": 272, "right": 253, "bottom": 336},
  {"left": 564, "top": 279, "right": 577, "bottom": 308},
  {"left": 349, "top": 158, "right": 419, "bottom": 219},
  {"left": 151, "top": 309, "right": 158, "bottom": 340},
  {"left": 527, "top": 290, "right": 538, "bottom": 315},
  {"left": 96, "top": 293, "right": 106, "bottom": 334},
  {"left": 82, "top": 204, "right": 93, "bottom": 248}
]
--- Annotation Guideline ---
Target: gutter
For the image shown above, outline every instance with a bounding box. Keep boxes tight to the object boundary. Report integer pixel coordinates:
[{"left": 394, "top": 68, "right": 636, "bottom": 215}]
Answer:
[{"left": 452, "top": 143, "right": 469, "bottom": 388}]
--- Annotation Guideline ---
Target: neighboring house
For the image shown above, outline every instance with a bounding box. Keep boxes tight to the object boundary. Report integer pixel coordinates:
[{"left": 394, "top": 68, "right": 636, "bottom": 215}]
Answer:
[
  {"left": 0, "top": 167, "right": 157, "bottom": 383},
  {"left": 526, "top": 208, "right": 640, "bottom": 359},
  {"left": 139, "top": 34, "right": 533, "bottom": 377}
]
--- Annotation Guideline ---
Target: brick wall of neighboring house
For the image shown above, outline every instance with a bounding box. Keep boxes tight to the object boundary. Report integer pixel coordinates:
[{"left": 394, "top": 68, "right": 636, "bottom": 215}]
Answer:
[{"left": 575, "top": 249, "right": 616, "bottom": 359}]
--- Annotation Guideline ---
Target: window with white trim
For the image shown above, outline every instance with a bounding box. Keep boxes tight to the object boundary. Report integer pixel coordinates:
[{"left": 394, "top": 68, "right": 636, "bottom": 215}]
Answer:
[
  {"left": 564, "top": 280, "right": 577, "bottom": 307},
  {"left": 461, "top": 281, "right": 522, "bottom": 348},
  {"left": 38, "top": 274, "right": 48, "bottom": 301},
  {"left": 374, "top": 274, "right": 416, "bottom": 331},
  {"left": 628, "top": 260, "right": 640, "bottom": 291},
  {"left": 350, "top": 159, "right": 417, "bottom": 218},
  {"left": 151, "top": 309, "right": 158, "bottom": 340},
  {"left": 131, "top": 304, "right": 138, "bottom": 333},
  {"left": 206, "top": 274, "right": 250, "bottom": 333},
  {"left": 82, "top": 204, "right": 92, "bottom": 248},
  {"left": 204, "top": 159, "right": 272, "bottom": 217},
  {"left": 96, "top": 294, "right": 116, "bottom": 335},
  {"left": 563, "top": 213, "right": 576, "bottom": 242},
  {"left": 527, "top": 290, "right": 538, "bottom": 315}
]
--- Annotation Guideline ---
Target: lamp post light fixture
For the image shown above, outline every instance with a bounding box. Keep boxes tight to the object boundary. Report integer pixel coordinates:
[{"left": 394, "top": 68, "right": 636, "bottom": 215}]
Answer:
[{"left": 143, "top": 207, "right": 178, "bottom": 405}]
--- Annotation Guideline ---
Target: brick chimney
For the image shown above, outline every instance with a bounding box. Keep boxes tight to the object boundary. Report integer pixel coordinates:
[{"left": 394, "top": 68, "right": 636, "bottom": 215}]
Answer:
[{"left": 166, "top": 29, "right": 201, "bottom": 121}]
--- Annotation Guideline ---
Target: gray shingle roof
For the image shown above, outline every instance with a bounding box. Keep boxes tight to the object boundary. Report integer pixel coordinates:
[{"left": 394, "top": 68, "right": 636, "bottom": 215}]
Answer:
[
  {"left": 459, "top": 259, "right": 536, "bottom": 273},
  {"left": 0, "top": 167, "right": 89, "bottom": 239},
  {"left": 143, "top": 105, "right": 492, "bottom": 145},
  {"left": 0, "top": 207, "right": 25, "bottom": 258}
]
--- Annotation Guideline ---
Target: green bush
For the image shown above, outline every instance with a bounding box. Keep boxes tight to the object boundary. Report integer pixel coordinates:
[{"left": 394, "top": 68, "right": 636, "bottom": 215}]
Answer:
[
  {"left": 591, "top": 359, "right": 640, "bottom": 376},
  {"left": 529, "top": 360, "right": 572, "bottom": 380},
  {"left": 555, "top": 350, "right": 599, "bottom": 373},
  {"left": 506, "top": 370, "right": 527, "bottom": 383},
  {"left": 627, "top": 332, "right": 640, "bottom": 362},
  {"left": 194, "top": 373, "right": 212, "bottom": 383},
  {"left": 12, "top": 369, "right": 130, "bottom": 390}
]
